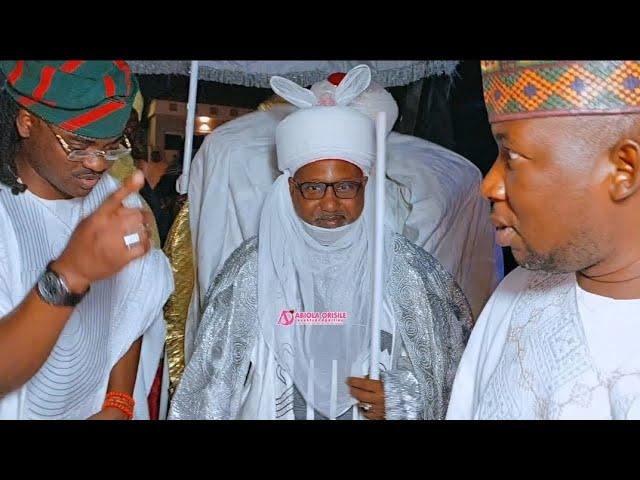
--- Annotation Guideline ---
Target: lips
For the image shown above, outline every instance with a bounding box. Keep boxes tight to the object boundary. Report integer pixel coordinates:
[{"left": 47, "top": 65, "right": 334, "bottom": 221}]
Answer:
[
  {"left": 76, "top": 174, "right": 101, "bottom": 190},
  {"left": 495, "top": 227, "right": 517, "bottom": 247},
  {"left": 317, "top": 215, "right": 346, "bottom": 227},
  {"left": 490, "top": 215, "right": 518, "bottom": 247}
]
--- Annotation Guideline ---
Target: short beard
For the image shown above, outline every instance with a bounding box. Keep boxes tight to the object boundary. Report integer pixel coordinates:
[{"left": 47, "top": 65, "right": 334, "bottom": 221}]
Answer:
[{"left": 515, "top": 232, "right": 601, "bottom": 275}]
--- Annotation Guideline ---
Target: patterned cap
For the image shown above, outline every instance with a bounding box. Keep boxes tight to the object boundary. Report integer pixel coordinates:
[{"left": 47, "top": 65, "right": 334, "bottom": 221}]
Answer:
[
  {"left": 481, "top": 61, "right": 640, "bottom": 123},
  {"left": 0, "top": 60, "right": 138, "bottom": 139}
]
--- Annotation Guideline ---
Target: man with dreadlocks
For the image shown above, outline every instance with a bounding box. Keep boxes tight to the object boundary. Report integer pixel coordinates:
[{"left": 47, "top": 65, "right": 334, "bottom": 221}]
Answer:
[{"left": 0, "top": 61, "right": 173, "bottom": 420}]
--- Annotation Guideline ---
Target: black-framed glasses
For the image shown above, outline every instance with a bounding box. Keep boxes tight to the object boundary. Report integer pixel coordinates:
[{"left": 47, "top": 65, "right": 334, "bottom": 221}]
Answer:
[
  {"left": 291, "top": 178, "right": 367, "bottom": 200},
  {"left": 46, "top": 122, "right": 132, "bottom": 163}
]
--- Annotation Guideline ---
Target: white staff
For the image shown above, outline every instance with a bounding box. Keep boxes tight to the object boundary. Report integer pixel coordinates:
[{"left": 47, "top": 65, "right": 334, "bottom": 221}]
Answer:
[
  {"left": 177, "top": 60, "right": 200, "bottom": 195},
  {"left": 369, "top": 111, "right": 387, "bottom": 381}
]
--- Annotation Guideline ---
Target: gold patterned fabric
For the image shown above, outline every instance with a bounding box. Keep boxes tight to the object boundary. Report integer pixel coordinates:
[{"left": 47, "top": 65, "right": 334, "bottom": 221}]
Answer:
[
  {"left": 161, "top": 201, "right": 195, "bottom": 395},
  {"left": 257, "top": 94, "right": 288, "bottom": 112}
]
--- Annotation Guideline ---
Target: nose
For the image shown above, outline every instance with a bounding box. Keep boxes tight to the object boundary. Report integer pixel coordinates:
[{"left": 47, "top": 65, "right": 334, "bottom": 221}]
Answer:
[
  {"left": 319, "top": 185, "right": 339, "bottom": 212},
  {"left": 81, "top": 154, "right": 111, "bottom": 174},
  {"left": 481, "top": 159, "right": 507, "bottom": 202}
]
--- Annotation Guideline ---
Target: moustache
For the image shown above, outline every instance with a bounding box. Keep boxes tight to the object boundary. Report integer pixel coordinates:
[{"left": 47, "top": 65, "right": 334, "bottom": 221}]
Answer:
[
  {"left": 74, "top": 169, "right": 104, "bottom": 179},
  {"left": 316, "top": 213, "right": 347, "bottom": 220}
]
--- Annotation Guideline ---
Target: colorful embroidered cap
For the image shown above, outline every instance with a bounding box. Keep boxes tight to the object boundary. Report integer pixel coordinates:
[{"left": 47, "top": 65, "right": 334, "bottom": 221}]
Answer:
[{"left": 481, "top": 60, "right": 640, "bottom": 123}]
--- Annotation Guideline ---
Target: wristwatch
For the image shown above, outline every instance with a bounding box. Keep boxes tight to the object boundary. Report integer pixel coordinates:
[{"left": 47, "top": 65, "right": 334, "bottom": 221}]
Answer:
[{"left": 36, "top": 262, "right": 88, "bottom": 307}]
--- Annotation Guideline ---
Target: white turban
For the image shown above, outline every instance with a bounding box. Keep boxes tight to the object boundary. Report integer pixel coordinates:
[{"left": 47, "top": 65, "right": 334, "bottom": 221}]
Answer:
[
  {"left": 271, "top": 64, "right": 376, "bottom": 175},
  {"left": 275, "top": 106, "right": 375, "bottom": 175}
]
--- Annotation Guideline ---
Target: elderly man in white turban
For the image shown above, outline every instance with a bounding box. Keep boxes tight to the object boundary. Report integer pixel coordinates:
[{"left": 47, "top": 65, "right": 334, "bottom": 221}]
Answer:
[
  {"left": 185, "top": 65, "right": 500, "bottom": 362},
  {"left": 169, "top": 65, "right": 472, "bottom": 420}
]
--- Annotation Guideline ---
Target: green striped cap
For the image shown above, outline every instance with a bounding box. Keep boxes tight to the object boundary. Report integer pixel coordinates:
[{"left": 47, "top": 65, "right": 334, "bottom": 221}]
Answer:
[{"left": 1, "top": 60, "right": 139, "bottom": 139}]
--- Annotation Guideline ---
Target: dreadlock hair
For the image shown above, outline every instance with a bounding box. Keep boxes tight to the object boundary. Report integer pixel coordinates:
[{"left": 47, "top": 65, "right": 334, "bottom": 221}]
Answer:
[{"left": 0, "top": 88, "right": 26, "bottom": 195}]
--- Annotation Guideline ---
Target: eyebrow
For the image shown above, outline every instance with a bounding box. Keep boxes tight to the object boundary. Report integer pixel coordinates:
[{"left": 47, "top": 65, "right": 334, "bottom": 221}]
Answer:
[
  {"left": 67, "top": 134, "right": 123, "bottom": 148},
  {"left": 66, "top": 135, "right": 93, "bottom": 147},
  {"left": 296, "top": 178, "right": 364, "bottom": 183},
  {"left": 104, "top": 136, "right": 124, "bottom": 147}
]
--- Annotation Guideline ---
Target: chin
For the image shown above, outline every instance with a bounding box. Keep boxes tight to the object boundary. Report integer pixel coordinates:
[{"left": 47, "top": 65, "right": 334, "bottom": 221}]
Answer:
[
  {"left": 67, "top": 186, "right": 93, "bottom": 198},
  {"left": 315, "top": 219, "right": 349, "bottom": 229},
  {"left": 517, "top": 250, "right": 574, "bottom": 274}
]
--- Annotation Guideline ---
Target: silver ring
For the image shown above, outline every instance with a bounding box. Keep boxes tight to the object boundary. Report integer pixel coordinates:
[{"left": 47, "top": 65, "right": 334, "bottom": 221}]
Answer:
[
  {"left": 359, "top": 402, "right": 373, "bottom": 412},
  {"left": 123, "top": 232, "right": 141, "bottom": 249}
]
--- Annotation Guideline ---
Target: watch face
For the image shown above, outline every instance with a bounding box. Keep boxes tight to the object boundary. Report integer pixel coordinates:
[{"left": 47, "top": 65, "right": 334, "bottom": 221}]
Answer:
[
  {"left": 40, "top": 270, "right": 64, "bottom": 303},
  {"left": 38, "top": 266, "right": 85, "bottom": 307}
]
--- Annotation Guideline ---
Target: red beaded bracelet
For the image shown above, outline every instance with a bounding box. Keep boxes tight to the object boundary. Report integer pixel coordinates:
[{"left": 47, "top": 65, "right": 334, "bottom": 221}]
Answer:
[{"left": 103, "top": 391, "right": 135, "bottom": 420}]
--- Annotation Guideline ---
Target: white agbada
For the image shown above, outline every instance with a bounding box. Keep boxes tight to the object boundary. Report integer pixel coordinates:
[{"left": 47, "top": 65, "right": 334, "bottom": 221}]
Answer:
[
  {"left": 185, "top": 70, "right": 499, "bottom": 359},
  {"left": 0, "top": 174, "right": 174, "bottom": 420},
  {"left": 447, "top": 267, "right": 640, "bottom": 420}
]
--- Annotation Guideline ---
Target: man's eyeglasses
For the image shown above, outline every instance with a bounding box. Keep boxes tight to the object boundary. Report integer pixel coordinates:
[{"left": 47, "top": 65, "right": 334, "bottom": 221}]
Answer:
[
  {"left": 47, "top": 123, "right": 132, "bottom": 163},
  {"left": 291, "top": 178, "right": 367, "bottom": 200}
]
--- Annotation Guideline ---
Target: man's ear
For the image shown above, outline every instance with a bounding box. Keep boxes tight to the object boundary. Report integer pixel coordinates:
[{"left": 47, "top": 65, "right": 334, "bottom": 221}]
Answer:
[
  {"left": 288, "top": 176, "right": 296, "bottom": 198},
  {"left": 609, "top": 139, "right": 640, "bottom": 201},
  {"left": 15, "top": 108, "right": 36, "bottom": 139}
]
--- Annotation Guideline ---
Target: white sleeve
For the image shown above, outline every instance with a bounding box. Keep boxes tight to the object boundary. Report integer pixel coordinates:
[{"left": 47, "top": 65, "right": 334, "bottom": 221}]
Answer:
[
  {"left": 445, "top": 300, "right": 493, "bottom": 419},
  {"left": 0, "top": 212, "right": 17, "bottom": 318}
]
